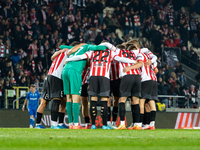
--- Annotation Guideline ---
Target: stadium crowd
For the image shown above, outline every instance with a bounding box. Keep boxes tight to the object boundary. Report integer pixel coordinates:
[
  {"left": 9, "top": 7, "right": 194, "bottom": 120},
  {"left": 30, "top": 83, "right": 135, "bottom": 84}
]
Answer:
[{"left": 0, "top": 0, "right": 200, "bottom": 109}]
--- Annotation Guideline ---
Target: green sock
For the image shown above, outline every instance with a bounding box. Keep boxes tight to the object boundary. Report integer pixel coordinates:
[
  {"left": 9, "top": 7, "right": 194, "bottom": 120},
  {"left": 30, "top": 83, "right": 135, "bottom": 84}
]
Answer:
[
  {"left": 66, "top": 102, "right": 72, "bottom": 123},
  {"left": 73, "top": 103, "right": 80, "bottom": 124}
]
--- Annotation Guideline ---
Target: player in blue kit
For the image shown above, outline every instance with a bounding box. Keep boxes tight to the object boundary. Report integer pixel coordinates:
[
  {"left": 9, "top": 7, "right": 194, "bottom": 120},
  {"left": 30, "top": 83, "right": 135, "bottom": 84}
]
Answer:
[{"left": 22, "top": 84, "right": 42, "bottom": 128}]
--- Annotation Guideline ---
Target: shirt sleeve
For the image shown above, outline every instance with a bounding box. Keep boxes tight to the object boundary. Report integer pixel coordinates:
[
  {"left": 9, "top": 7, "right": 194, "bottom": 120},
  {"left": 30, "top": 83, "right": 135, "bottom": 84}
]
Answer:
[
  {"left": 148, "top": 53, "right": 157, "bottom": 64},
  {"left": 88, "top": 45, "right": 107, "bottom": 51},
  {"left": 60, "top": 45, "right": 73, "bottom": 50},
  {"left": 114, "top": 56, "right": 136, "bottom": 64},
  {"left": 99, "top": 42, "right": 117, "bottom": 51},
  {"left": 137, "top": 53, "right": 144, "bottom": 62},
  {"left": 26, "top": 93, "right": 29, "bottom": 100},
  {"left": 66, "top": 53, "right": 88, "bottom": 62}
]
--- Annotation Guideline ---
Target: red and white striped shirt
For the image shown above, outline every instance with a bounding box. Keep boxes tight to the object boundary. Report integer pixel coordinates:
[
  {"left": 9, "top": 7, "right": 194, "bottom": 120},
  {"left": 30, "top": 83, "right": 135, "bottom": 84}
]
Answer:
[
  {"left": 48, "top": 51, "right": 68, "bottom": 79},
  {"left": 85, "top": 49, "right": 116, "bottom": 79},
  {"left": 82, "top": 64, "right": 90, "bottom": 85},
  {"left": 139, "top": 48, "right": 157, "bottom": 64},
  {"left": 117, "top": 49, "right": 143, "bottom": 78},
  {"left": 110, "top": 60, "right": 120, "bottom": 81}
]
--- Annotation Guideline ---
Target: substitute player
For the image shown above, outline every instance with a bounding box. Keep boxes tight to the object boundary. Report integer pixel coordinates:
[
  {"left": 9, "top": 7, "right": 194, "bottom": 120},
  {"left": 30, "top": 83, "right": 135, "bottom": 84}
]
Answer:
[
  {"left": 65, "top": 43, "right": 136, "bottom": 129},
  {"left": 22, "top": 84, "right": 42, "bottom": 128}
]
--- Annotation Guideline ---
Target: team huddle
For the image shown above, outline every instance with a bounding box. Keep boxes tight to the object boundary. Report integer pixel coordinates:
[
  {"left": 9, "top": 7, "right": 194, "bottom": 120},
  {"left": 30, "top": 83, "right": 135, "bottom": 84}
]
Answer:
[{"left": 26, "top": 39, "right": 158, "bottom": 130}]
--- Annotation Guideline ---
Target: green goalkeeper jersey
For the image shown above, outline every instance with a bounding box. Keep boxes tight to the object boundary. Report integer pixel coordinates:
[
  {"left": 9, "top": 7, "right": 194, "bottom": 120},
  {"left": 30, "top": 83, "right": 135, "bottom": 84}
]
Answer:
[{"left": 63, "top": 44, "right": 107, "bottom": 73}]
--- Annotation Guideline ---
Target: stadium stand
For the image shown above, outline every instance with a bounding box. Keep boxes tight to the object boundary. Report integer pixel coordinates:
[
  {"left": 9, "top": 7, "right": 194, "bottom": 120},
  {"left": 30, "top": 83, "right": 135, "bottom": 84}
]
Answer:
[{"left": 0, "top": 0, "right": 200, "bottom": 109}]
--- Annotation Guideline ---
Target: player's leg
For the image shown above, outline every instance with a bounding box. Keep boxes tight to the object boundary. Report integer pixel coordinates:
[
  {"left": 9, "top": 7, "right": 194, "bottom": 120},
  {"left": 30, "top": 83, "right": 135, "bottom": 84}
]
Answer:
[
  {"left": 81, "top": 83, "right": 91, "bottom": 129},
  {"left": 62, "top": 69, "right": 73, "bottom": 128},
  {"left": 90, "top": 96, "right": 98, "bottom": 129},
  {"left": 66, "top": 94, "right": 73, "bottom": 128},
  {"left": 148, "top": 100, "right": 156, "bottom": 130},
  {"left": 101, "top": 96, "right": 109, "bottom": 129},
  {"left": 28, "top": 108, "right": 35, "bottom": 128},
  {"left": 81, "top": 96, "right": 91, "bottom": 129},
  {"left": 107, "top": 97, "right": 112, "bottom": 126},
  {"left": 35, "top": 78, "right": 49, "bottom": 129},
  {"left": 57, "top": 97, "right": 68, "bottom": 129},
  {"left": 35, "top": 98, "right": 49, "bottom": 129},
  {"left": 50, "top": 98, "right": 61, "bottom": 129},
  {"left": 130, "top": 75, "right": 142, "bottom": 130},
  {"left": 130, "top": 96, "right": 142, "bottom": 129},
  {"left": 116, "top": 96, "right": 127, "bottom": 129},
  {"left": 72, "top": 94, "right": 82, "bottom": 129},
  {"left": 143, "top": 102, "right": 151, "bottom": 129},
  {"left": 88, "top": 76, "right": 99, "bottom": 129},
  {"left": 112, "top": 96, "right": 119, "bottom": 127},
  {"left": 69, "top": 69, "right": 82, "bottom": 129}
]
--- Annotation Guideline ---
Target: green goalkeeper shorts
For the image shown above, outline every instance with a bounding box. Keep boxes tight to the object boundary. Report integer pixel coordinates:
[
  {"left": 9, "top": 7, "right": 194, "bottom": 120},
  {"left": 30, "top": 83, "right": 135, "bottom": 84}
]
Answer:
[{"left": 62, "top": 68, "right": 82, "bottom": 95}]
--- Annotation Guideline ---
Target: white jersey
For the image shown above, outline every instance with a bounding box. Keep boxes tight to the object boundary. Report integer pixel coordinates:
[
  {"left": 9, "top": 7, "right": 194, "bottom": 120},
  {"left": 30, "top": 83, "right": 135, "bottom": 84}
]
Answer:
[
  {"left": 139, "top": 48, "right": 157, "bottom": 64},
  {"left": 140, "top": 53, "right": 157, "bottom": 82},
  {"left": 117, "top": 49, "right": 144, "bottom": 78},
  {"left": 48, "top": 51, "right": 68, "bottom": 79}
]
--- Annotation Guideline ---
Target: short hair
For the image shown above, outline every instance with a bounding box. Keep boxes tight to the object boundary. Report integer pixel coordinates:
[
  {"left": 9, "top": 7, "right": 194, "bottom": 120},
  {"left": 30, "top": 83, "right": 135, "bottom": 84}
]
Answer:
[
  {"left": 101, "top": 40, "right": 109, "bottom": 43},
  {"left": 127, "top": 45, "right": 137, "bottom": 51},
  {"left": 70, "top": 41, "right": 80, "bottom": 46},
  {"left": 125, "top": 43, "right": 132, "bottom": 49},
  {"left": 30, "top": 84, "right": 36, "bottom": 87},
  {"left": 127, "top": 40, "right": 140, "bottom": 48},
  {"left": 116, "top": 44, "right": 125, "bottom": 49}
]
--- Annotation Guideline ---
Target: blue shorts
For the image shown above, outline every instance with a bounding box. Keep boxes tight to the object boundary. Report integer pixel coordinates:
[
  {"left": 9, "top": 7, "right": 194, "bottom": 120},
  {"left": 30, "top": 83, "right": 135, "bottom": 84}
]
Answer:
[{"left": 28, "top": 108, "right": 37, "bottom": 118}]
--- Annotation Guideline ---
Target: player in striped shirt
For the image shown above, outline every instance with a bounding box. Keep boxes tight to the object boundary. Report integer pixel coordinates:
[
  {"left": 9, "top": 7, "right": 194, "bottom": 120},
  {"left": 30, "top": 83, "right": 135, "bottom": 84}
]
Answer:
[
  {"left": 35, "top": 41, "right": 82, "bottom": 129},
  {"left": 81, "top": 62, "right": 91, "bottom": 129},
  {"left": 107, "top": 45, "right": 125, "bottom": 129},
  {"left": 126, "top": 40, "right": 158, "bottom": 130},
  {"left": 99, "top": 42, "right": 144, "bottom": 130},
  {"left": 66, "top": 43, "right": 136, "bottom": 129}
]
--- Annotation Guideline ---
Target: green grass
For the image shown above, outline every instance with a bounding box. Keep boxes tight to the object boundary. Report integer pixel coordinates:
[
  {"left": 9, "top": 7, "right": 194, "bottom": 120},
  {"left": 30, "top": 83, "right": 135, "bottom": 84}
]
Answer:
[{"left": 0, "top": 128, "right": 200, "bottom": 150}]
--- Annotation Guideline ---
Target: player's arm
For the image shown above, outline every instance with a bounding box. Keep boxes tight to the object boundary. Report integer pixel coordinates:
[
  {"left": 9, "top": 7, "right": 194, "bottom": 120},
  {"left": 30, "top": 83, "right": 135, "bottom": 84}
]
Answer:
[
  {"left": 114, "top": 55, "right": 136, "bottom": 64},
  {"left": 65, "top": 51, "right": 92, "bottom": 63},
  {"left": 22, "top": 99, "right": 28, "bottom": 111},
  {"left": 88, "top": 45, "right": 107, "bottom": 51},
  {"left": 99, "top": 42, "right": 117, "bottom": 51},
  {"left": 51, "top": 49, "right": 68, "bottom": 61},
  {"left": 67, "top": 43, "right": 86, "bottom": 56},
  {"left": 60, "top": 45, "right": 73, "bottom": 50},
  {"left": 123, "top": 61, "right": 143, "bottom": 73}
]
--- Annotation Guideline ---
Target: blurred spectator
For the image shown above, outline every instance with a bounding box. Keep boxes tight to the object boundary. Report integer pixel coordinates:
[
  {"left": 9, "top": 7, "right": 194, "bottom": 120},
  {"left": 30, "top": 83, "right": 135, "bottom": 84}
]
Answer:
[
  {"left": 178, "top": 70, "right": 187, "bottom": 90},
  {"left": 175, "top": 62, "right": 183, "bottom": 75},
  {"left": 189, "top": 85, "right": 198, "bottom": 108},
  {"left": 191, "top": 33, "right": 200, "bottom": 48},
  {"left": 158, "top": 80, "right": 171, "bottom": 108},
  {"left": 10, "top": 50, "right": 20, "bottom": 67}
]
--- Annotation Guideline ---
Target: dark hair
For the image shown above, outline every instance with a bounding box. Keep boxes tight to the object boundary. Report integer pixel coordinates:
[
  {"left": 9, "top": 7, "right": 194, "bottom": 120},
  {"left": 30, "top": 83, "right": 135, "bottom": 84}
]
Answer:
[
  {"left": 127, "top": 45, "right": 137, "bottom": 51},
  {"left": 70, "top": 41, "right": 80, "bottom": 46},
  {"left": 116, "top": 44, "right": 125, "bottom": 49}
]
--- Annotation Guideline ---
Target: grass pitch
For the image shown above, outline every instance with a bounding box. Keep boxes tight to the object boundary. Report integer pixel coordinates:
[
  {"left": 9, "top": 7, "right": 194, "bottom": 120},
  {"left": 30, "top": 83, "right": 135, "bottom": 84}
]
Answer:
[{"left": 0, "top": 128, "right": 200, "bottom": 150}]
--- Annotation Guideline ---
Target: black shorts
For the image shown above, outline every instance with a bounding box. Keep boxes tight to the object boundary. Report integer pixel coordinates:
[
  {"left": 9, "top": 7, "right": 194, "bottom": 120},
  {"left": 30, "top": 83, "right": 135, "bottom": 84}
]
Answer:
[
  {"left": 81, "top": 83, "right": 88, "bottom": 97},
  {"left": 42, "top": 75, "right": 64, "bottom": 100},
  {"left": 89, "top": 76, "right": 110, "bottom": 97},
  {"left": 120, "top": 75, "right": 141, "bottom": 97},
  {"left": 110, "top": 79, "right": 121, "bottom": 97},
  {"left": 141, "top": 80, "right": 158, "bottom": 101}
]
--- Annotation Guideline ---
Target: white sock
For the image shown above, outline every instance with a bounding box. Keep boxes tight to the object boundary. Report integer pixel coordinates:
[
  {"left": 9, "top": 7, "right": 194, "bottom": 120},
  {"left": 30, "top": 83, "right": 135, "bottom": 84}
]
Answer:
[
  {"left": 58, "top": 123, "right": 63, "bottom": 126},
  {"left": 120, "top": 121, "right": 125, "bottom": 125},
  {"left": 150, "top": 121, "right": 155, "bottom": 127},
  {"left": 107, "top": 121, "right": 111, "bottom": 125},
  {"left": 36, "top": 123, "right": 40, "bottom": 126},
  {"left": 74, "top": 123, "right": 79, "bottom": 126},
  {"left": 51, "top": 121, "right": 57, "bottom": 126},
  {"left": 112, "top": 121, "right": 116, "bottom": 125}
]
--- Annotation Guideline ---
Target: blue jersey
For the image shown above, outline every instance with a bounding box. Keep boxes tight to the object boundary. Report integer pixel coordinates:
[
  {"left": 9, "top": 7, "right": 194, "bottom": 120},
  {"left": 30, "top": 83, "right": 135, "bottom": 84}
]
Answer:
[{"left": 26, "top": 91, "right": 41, "bottom": 109}]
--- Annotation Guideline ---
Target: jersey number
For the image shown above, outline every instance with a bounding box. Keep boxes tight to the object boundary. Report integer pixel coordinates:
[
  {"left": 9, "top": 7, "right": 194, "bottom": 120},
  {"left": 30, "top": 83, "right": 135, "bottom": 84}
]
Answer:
[
  {"left": 93, "top": 51, "right": 110, "bottom": 63},
  {"left": 122, "top": 51, "right": 136, "bottom": 60}
]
